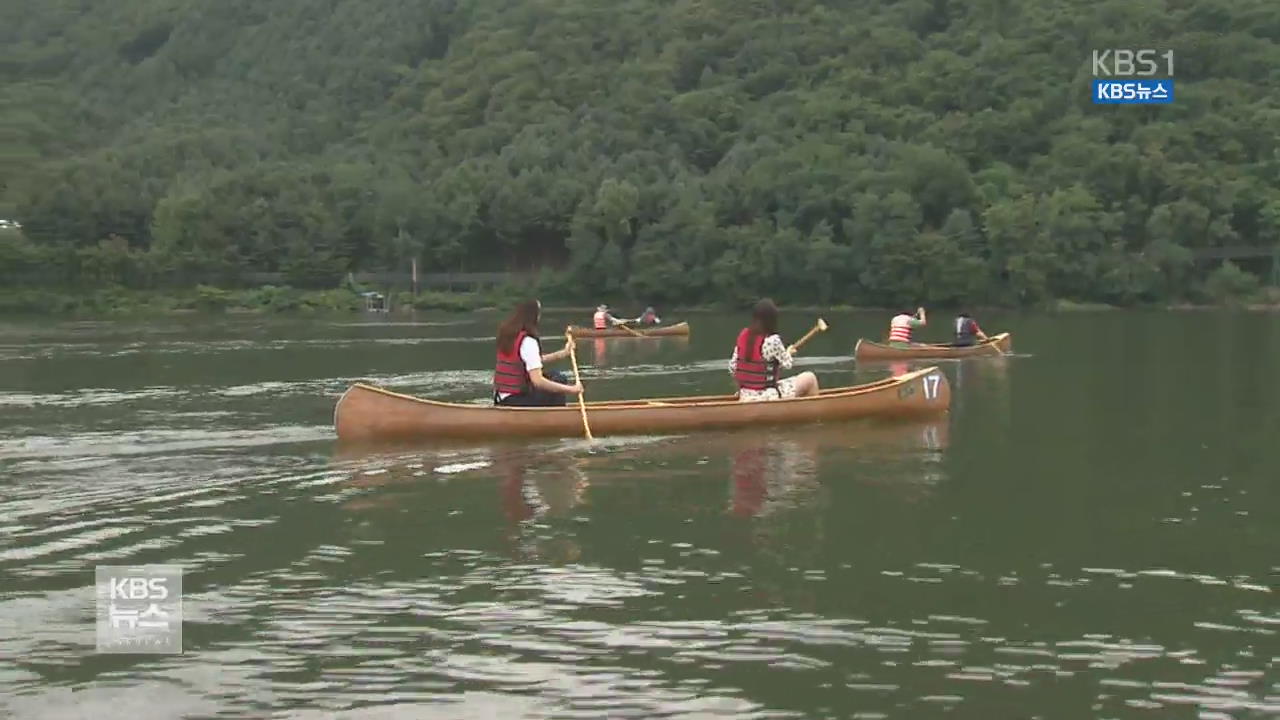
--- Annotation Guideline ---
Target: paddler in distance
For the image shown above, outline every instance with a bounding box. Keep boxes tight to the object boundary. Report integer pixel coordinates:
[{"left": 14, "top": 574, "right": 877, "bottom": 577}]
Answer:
[
  {"left": 888, "top": 306, "right": 927, "bottom": 347},
  {"left": 952, "top": 311, "right": 989, "bottom": 347},
  {"left": 633, "top": 306, "right": 661, "bottom": 326},
  {"left": 592, "top": 304, "right": 623, "bottom": 329}
]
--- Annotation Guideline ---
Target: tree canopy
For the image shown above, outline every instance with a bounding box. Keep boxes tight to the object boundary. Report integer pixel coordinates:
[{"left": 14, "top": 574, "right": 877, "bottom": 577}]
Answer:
[{"left": 3, "top": 0, "right": 1278, "bottom": 306}]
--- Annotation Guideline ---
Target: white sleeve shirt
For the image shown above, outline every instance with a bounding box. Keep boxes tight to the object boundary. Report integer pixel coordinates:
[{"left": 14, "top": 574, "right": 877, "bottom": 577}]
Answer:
[
  {"left": 519, "top": 335, "right": 542, "bottom": 372},
  {"left": 760, "top": 334, "right": 794, "bottom": 370}
]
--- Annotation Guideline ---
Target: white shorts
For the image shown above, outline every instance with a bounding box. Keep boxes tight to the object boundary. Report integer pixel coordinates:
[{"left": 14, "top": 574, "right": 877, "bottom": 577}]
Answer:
[{"left": 738, "top": 377, "right": 799, "bottom": 402}]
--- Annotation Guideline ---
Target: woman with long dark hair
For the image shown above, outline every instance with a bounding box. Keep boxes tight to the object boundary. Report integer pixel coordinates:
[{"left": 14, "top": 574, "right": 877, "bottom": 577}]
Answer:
[
  {"left": 728, "top": 298, "right": 819, "bottom": 402},
  {"left": 493, "top": 299, "right": 583, "bottom": 407}
]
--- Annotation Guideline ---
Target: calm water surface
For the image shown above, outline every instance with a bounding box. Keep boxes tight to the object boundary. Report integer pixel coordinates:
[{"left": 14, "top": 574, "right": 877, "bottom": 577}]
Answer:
[{"left": 0, "top": 309, "right": 1276, "bottom": 719}]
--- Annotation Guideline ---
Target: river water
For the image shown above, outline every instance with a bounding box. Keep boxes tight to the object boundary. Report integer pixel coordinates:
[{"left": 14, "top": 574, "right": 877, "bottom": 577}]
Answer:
[{"left": 0, "top": 309, "right": 1276, "bottom": 719}]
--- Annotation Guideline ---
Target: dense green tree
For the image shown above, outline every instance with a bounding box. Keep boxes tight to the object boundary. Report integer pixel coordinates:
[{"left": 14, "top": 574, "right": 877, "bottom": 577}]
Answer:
[{"left": 2, "top": 0, "right": 1278, "bottom": 305}]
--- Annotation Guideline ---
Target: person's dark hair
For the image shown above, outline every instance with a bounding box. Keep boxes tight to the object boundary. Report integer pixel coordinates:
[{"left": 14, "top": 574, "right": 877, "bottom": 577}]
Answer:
[
  {"left": 748, "top": 298, "right": 779, "bottom": 344},
  {"left": 958, "top": 311, "right": 970, "bottom": 318},
  {"left": 497, "top": 299, "right": 541, "bottom": 354}
]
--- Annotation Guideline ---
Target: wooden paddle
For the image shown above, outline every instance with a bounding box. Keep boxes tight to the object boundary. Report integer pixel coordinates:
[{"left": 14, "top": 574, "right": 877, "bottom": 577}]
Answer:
[
  {"left": 986, "top": 333, "right": 1006, "bottom": 356},
  {"left": 788, "top": 318, "right": 829, "bottom": 355},
  {"left": 614, "top": 319, "right": 646, "bottom": 338},
  {"left": 565, "top": 328, "right": 593, "bottom": 440}
]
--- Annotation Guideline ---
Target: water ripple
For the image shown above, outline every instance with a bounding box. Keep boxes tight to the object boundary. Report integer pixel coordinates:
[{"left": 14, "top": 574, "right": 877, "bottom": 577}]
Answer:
[{"left": 1, "top": 315, "right": 1277, "bottom": 719}]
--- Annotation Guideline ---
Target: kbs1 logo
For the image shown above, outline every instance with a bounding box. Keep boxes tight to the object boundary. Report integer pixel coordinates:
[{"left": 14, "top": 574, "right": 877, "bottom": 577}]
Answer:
[
  {"left": 1091, "top": 49, "right": 1174, "bottom": 105},
  {"left": 96, "top": 564, "right": 183, "bottom": 654}
]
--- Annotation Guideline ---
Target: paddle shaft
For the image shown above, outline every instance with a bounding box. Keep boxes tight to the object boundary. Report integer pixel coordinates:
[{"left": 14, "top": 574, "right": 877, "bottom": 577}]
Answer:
[
  {"left": 616, "top": 321, "right": 646, "bottom": 338},
  {"left": 790, "top": 319, "right": 828, "bottom": 354},
  {"left": 565, "top": 331, "right": 593, "bottom": 440}
]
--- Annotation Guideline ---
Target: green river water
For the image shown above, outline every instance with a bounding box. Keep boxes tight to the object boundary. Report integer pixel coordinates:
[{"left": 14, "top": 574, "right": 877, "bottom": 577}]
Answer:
[{"left": 0, "top": 309, "right": 1276, "bottom": 719}]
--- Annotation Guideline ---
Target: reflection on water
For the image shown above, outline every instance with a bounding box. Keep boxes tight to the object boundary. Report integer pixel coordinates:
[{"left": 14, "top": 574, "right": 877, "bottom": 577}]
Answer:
[
  {"left": 495, "top": 451, "right": 591, "bottom": 564},
  {"left": 335, "top": 442, "right": 600, "bottom": 564},
  {"left": 333, "top": 419, "right": 952, "bottom": 570},
  {"left": 588, "top": 336, "right": 691, "bottom": 369},
  {"left": 1, "top": 313, "right": 1278, "bottom": 719},
  {"left": 729, "top": 440, "right": 819, "bottom": 518}
]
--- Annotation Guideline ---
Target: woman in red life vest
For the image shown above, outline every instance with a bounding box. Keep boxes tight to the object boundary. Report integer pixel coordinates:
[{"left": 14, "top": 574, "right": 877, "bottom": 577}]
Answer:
[
  {"left": 728, "top": 298, "right": 820, "bottom": 402},
  {"left": 494, "top": 299, "right": 583, "bottom": 407}
]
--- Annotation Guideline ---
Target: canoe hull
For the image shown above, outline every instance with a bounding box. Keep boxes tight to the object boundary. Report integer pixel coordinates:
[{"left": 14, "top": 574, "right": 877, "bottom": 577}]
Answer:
[
  {"left": 334, "top": 367, "right": 950, "bottom": 441},
  {"left": 567, "top": 321, "right": 690, "bottom": 338},
  {"left": 854, "top": 333, "right": 1012, "bottom": 360}
]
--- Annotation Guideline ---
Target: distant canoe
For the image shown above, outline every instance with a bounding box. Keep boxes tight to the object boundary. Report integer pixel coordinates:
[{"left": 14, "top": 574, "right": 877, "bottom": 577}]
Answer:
[
  {"left": 333, "top": 366, "right": 950, "bottom": 442},
  {"left": 854, "top": 332, "right": 1013, "bottom": 360},
  {"left": 567, "top": 321, "right": 690, "bottom": 338}
]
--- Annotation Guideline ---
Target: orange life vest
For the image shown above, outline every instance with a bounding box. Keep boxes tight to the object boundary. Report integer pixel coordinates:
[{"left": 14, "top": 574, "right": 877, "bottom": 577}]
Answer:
[{"left": 733, "top": 329, "right": 779, "bottom": 391}]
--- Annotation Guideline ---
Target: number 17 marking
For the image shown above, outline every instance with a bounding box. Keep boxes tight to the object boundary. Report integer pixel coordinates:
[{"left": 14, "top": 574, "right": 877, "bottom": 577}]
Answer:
[{"left": 922, "top": 374, "right": 941, "bottom": 400}]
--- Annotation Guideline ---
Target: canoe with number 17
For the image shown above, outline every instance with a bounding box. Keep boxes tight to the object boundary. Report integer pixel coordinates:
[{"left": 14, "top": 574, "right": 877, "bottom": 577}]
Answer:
[{"left": 333, "top": 366, "right": 950, "bottom": 442}]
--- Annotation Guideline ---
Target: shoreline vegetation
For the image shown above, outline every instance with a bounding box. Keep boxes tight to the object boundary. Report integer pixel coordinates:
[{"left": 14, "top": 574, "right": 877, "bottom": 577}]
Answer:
[
  {"left": 5, "top": 1, "right": 1280, "bottom": 316},
  {"left": 1, "top": 285, "right": 1277, "bottom": 319}
]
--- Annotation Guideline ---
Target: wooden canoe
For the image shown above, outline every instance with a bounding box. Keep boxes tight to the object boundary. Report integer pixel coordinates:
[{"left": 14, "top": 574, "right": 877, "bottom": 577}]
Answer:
[
  {"left": 854, "top": 333, "right": 1012, "bottom": 361},
  {"left": 333, "top": 366, "right": 950, "bottom": 441},
  {"left": 566, "top": 321, "right": 690, "bottom": 338}
]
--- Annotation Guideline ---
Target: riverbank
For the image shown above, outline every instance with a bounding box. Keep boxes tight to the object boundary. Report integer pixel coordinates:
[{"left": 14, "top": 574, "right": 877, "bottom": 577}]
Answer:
[
  {"left": 0, "top": 286, "right": 861, "bottom": 317},
  {"left": 1, "top": 286, "right": 1277, "bottom": 317},
  {"left": 0, "top": 286, "right": 520, "bottom": 316}
]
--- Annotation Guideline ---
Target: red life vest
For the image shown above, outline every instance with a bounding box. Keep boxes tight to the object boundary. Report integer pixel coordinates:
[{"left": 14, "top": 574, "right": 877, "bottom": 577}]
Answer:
[
  {"left": 593, "top": 311, "right": 608, "bottom": 329},
  {"left": 733, "top": 329, "right": 779, "bottom": 391},
  {"left": 494, "top": 330, "right": 535, "bottom": 396}
]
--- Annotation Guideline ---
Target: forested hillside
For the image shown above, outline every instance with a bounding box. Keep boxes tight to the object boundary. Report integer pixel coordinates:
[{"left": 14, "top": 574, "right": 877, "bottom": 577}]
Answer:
[{"left": 3, "top": 0, "right": 1279, "bottom": 307}]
